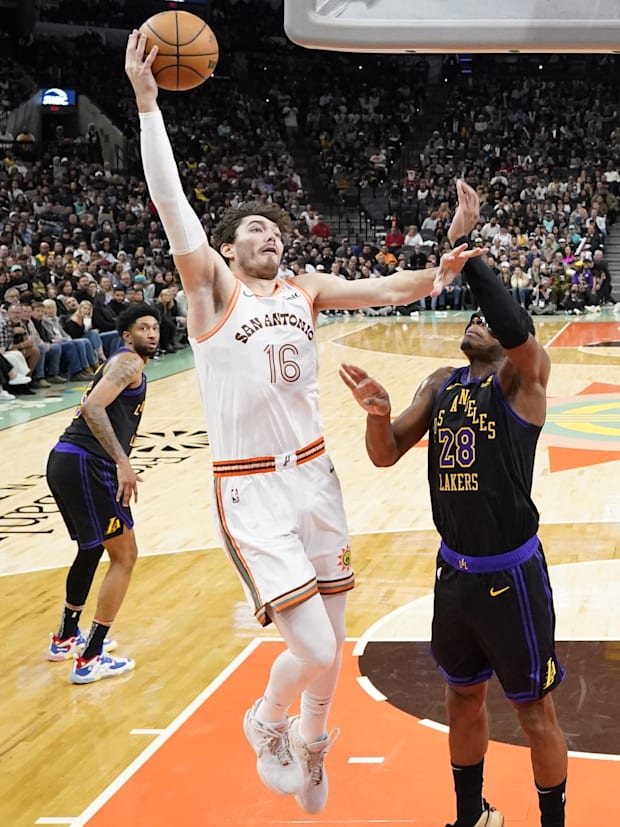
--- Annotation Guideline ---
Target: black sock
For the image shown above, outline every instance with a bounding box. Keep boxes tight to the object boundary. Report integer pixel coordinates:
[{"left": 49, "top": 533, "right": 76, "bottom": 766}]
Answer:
[
  {"left": 452, "top": 760, "right": 484, "bottom": 827},
  {"left": 536, "top": 778, "right": 566, "bottom": 827},
  {"left": 57, "top": 606, "right": 82, "bottom": 639},
  {"left": 81, "top": 620, "right": 111, "bottom": 661}
]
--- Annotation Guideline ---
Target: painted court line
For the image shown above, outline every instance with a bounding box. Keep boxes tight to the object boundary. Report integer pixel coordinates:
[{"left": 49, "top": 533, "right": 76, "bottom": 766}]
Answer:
[
  {"left": 357, "top": 674, "right": 387, "bottom": 701},
  {"left": 419, "top": 718, "right": 449, "bottom": 734},
  {"left": 545, "top": 321, "right": 571, "bottom": 347},
  {"left": 348, "top": 756, "right": 385, "bottom": 764},
  {"left": 65, "top": 638, "right": 263, "bottom": 827}
]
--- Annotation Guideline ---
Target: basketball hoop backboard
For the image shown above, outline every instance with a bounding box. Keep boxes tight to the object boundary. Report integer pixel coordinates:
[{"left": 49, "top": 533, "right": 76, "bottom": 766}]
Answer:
[{"left": 284, "top": 0, "right": 620, "bottom": 53}]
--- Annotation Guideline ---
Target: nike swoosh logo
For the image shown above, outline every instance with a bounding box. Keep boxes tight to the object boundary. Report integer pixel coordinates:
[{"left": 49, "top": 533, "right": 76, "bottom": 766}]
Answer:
[{"left": 489, "top": 586, "right": 510, "bottom": 597}]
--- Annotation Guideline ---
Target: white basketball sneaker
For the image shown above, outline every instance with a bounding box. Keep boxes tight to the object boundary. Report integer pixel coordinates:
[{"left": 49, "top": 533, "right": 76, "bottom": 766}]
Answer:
[
  {"left": 475, "top": 804, "right": 505, "bottom": 826},
  {"left": 243, "top": 699, "right": 303, "bottom": 796},
  {"left": 447, "top": 803, "right": 505, "bottom": 827},
  {"left": 289, "top": 716, "right": 340, "bottom": 813}
]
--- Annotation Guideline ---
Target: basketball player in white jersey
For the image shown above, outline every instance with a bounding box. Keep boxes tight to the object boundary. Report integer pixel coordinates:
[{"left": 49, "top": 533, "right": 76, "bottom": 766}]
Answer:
[{"left": 125, "top": 30, "right": 484, "bottom": 813}]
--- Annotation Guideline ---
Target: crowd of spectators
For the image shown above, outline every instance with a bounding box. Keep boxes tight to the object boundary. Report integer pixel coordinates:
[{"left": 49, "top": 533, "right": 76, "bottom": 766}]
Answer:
[{"left": 0, "top": 4, "right": 619, "bottom": 399}]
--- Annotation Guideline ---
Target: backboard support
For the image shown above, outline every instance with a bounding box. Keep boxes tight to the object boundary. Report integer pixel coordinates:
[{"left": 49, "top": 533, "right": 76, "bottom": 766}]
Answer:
[{"left": 283, "top": 0, "right": 620, "bottom": 53}]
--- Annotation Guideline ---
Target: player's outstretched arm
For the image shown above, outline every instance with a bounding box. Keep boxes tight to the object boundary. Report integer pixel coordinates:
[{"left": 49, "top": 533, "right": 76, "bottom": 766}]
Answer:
[
  {"left": 448, "top": 179, "right": 550, "bottom": 423},
  {"left": 301, "top": 244, "right": 484, "bottom": 313},
  {"left": 125, "top": 31, "right": 232, "bottom": 335}
]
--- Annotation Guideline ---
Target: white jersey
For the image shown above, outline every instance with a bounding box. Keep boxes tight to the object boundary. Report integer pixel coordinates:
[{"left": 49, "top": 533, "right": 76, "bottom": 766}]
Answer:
[{"left": 190, "top": 278, "right": 322, "bottom": 463}]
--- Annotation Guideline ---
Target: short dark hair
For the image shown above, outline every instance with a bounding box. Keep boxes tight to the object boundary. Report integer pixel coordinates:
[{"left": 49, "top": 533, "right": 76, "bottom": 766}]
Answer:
[
  {"left": 211, "top": 201, "right": 292, "bottom": 249},
  {"left": 116, "top": 302, "right": 158, "bottom": 334}
]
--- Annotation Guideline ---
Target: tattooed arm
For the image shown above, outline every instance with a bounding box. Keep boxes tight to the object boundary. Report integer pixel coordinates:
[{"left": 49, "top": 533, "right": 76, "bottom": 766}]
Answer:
[{"left": 81, "top": 351, "right": 145, "bottom": 506}]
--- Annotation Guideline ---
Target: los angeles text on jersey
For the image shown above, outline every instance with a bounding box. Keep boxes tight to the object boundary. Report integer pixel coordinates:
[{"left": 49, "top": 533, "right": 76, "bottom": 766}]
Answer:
[
  {"left": 234, "top": 313, "right": 315, "bottom": 344},
  {"left": 434, "top": 383, "right": 497, "bottom": 493}
]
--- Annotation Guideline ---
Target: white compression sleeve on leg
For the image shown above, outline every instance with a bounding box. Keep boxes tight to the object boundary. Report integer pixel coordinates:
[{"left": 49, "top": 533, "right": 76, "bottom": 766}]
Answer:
[{"left": 139, "top": 109, "right": 206, "bottom": 255}]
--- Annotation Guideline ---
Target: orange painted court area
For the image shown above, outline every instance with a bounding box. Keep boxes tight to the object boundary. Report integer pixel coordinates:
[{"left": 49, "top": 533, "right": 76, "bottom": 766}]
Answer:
[
  {"left": 549, "top": 320, "right": 620, "bottom": 348},
  {"left": 81, "top": 641, "right": 618, "bottom": 826}
]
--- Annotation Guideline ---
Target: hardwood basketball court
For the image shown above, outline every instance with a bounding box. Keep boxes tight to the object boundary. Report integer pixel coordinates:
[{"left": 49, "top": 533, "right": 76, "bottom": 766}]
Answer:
[{"left": 2, "top": 310, "right": 619, "bottom": 826}]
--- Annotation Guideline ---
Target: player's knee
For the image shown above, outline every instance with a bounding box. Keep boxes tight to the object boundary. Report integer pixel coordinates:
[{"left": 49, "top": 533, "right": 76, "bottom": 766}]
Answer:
[
  {"left": 446, "top": 683, "right": 487, "bottom": 722},
  {"left": 514, "top": 696, "right": 556, "bottom": 742},
  {"left": 104, "top": 536, "right": 138, "bottom": 569}
]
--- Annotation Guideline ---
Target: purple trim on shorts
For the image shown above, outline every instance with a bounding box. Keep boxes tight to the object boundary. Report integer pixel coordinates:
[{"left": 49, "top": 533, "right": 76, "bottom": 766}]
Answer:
[
  {"left": 513, "top": 561, "right": 540, "bottom": 699},
  {"left": 439, "top": 535, "right": 539, "bottom": 574},
  {"left": 80, "top": 452, "right": 100, "bottom": 540},
  {"left": 435, "top": 661, "right": 494, "bottom": 687},
  {"left": 53, "top": 441, "right": 90, "bottom": 455}
]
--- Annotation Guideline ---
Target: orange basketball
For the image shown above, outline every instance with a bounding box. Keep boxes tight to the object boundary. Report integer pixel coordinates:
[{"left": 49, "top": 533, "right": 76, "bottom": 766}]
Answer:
[{"left": 139, "top": 10, "right": 219, "bottom": 92}]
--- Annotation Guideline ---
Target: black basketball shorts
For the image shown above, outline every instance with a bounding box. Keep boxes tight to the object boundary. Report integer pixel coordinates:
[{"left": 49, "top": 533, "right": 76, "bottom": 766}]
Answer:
[
  {"left": 430, "top": 543, "right": 565, "bottom": 702},
  {"left": 46, "top": 442, "right": 134, "bottom": 549}
]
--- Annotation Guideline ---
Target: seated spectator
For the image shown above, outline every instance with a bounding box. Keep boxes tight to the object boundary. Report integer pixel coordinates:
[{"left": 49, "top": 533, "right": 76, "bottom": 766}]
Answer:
[
  {"left": 41, "top": 298, "right": 96, "bottom": 377},
  {"left": 3, "top": 302, "right": 43, "bottom": 387},
  {"left": 0, "top": 352, "right": 16, "bottom": 402},
  {"left": 561, "top": 282, "right": 587, "bottom": 315},
  {"left": 62, "top": 299, "right": 119, "bottom": 359},
  {"left": 530, "top": 277, "right": 557, "bottom": 315},
  {"left": 20, "top": 301, "right": 65, "bottom": 385},
  {"left": 0, "top": 325, "right": 33, "bottom": 394},
  {"left": 510, "top": 266, "right": 533, "bottom": 309},
  {"left": 385, "top": 223, "right": 404, "bottom": 250},
  {"left": 403, "top": 224, "right": 423, "bottom": 247}
]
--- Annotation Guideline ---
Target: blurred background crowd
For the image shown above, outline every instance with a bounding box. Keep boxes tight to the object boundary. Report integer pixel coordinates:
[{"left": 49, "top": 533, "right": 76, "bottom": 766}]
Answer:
[{"left": 0, "top": 0, "right": 618, "bottom": 397}]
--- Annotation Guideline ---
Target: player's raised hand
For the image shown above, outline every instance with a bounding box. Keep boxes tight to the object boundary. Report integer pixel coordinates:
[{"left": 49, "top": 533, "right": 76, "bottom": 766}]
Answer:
[
  {"left": 125, "top": 29, "right": 159, "bottom": 107},
  {"left": 431, "top": 242, "right": 487, "bottom": 297},
  {"left": 448, "top": 179, "right": 481, "bottom": 245},
  {"left": 339, "top": 363, "right": 391, "bottom": 417}
]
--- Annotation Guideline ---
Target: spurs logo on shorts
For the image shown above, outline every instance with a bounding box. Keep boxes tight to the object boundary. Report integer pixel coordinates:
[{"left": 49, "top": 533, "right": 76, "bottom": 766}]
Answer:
[{"left": 337, "top": 545, "right": 352, "bottom": 571}]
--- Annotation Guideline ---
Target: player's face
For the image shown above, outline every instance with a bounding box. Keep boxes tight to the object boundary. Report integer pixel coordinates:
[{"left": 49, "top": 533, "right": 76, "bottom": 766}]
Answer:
[
  {"left": 226, "top": 216, "right": 284, "bottom": 280},
  {"left": 126, "top": 316, "right": 160, "bottom": 358},
  {"left": 460, "top": 314, "right": 502, "bottom": 359}
]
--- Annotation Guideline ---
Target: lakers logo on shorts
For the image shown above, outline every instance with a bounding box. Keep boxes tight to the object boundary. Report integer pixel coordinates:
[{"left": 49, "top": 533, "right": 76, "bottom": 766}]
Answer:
[
  {"left": 105, "top": 517, "right": 121, "bottom": 535},
  {"left": 338, "top": 545, "right": 352, "bottom": 571},
  {"left": 543, "top": 656, "right": 557, "bottom": 690}
]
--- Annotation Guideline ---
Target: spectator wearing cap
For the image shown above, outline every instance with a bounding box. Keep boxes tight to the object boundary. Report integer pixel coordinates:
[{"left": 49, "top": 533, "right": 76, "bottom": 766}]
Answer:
[
  {"left": 278, "top": 260, "right": 294, "bottom": 278},
  {"left": 8, "top": 263, "right": 32, "bottom": 295},
  {"left": 132, "top": 273, "right": 155, "bottom": 301},
  {"left": 116, "top": 250, "right": 132, "bottom": 274}
]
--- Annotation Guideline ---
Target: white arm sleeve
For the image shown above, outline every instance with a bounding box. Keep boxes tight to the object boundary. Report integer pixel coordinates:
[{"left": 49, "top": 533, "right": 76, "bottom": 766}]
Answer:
[{"left": 139, "top": 109, "right": 207, "bottom": 256}]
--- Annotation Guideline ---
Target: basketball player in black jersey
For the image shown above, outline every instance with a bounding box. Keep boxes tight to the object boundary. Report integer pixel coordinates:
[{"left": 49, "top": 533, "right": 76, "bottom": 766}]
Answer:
[
  {"left": 46, "top": 303, "right": 160, "bottom": 684},
  {"left": 341, "top": 180, "right": 568, "bottom": 827}
]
